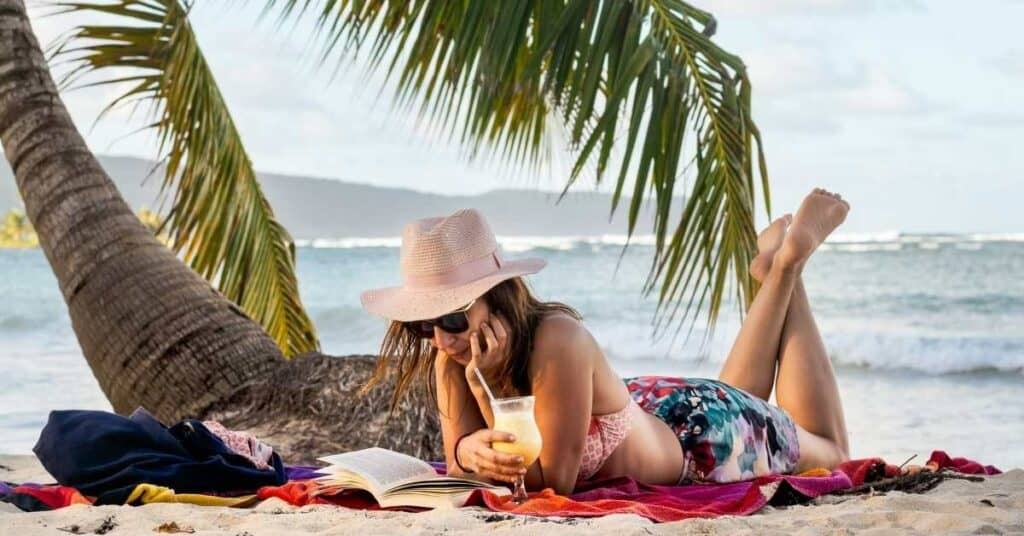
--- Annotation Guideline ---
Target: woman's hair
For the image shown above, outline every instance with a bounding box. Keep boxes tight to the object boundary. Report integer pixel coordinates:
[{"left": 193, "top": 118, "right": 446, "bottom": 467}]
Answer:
[{"left": 360, "top": 276, "right": 583, "bottom": 413}]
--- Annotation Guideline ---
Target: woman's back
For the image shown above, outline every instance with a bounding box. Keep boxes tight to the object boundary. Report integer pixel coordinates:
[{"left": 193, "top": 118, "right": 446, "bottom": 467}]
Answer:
[{"left": 532, "top": 313, "right": 686, "bottom": 484}]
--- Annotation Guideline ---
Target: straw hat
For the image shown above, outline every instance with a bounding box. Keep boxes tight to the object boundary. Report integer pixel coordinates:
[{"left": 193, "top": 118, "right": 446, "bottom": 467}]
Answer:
[{"left": 359, "top": 208, "right": 547, "bottom": 322}]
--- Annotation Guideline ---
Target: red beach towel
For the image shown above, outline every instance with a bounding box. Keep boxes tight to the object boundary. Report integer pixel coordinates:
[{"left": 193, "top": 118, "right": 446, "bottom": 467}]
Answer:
[
  {"left": 463, "top": 470, "right": 852, "bottom": 522},
  {"left": 461, "top": 450, "right": 1002, "bottom": 523}
]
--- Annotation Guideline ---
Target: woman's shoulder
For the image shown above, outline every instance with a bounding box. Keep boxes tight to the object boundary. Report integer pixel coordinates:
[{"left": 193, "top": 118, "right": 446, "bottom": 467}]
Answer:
[
  {"left": 531, "top": 312, "right": 597, "bottom": 368},
  {"left": 535, "top": 311, "right": 584, "bottom": 342}
]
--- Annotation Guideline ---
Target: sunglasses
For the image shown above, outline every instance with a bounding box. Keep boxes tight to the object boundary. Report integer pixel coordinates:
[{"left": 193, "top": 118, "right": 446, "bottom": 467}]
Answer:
[{"left": 403, "top": 298, "right": 476, "bottom": 339}]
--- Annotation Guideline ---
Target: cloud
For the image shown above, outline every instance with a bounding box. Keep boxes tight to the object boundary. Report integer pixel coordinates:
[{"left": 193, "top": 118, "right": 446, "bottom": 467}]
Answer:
[
  {"left": 744, "top": 40, "right": 932, "bottom": 127},
  {"left": 692, "top": 0, "right": 925, "bottom": 16},
  {"left": 988, "top": 50, "right": 1024, "bottom": 77},
  {"left": 962, "top": 111, "right": 1024, "bottom": 129},
  {"left": 834, "top": 66, "right": 933, "bottom": 116},
  {"left": 761, "top": 109, "right": 843, "bottom": 134},
  {"left": 745, "top": 43, "right": 861, "bottom": 98}
]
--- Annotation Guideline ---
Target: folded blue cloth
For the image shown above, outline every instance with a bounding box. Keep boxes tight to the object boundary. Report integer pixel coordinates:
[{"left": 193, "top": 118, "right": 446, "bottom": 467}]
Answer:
[{"left": 33, "top": 407, "right": 285, "bottom": 503}]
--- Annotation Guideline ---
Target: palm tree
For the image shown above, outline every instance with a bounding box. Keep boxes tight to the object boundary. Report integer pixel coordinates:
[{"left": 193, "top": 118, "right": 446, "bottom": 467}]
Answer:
[{"left": 1, "top": 0, "right": 770, "bottom": 461}]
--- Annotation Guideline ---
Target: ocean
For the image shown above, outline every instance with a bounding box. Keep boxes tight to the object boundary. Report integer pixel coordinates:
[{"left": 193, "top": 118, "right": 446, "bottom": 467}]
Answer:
[{"left": 1, "top": 233, "right": 1022, "bottom": 469}]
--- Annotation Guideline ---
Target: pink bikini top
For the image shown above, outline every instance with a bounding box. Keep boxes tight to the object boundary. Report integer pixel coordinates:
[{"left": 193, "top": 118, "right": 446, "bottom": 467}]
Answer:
[{"left": 577, "top": 398, "right": 636, "bottom": 481}]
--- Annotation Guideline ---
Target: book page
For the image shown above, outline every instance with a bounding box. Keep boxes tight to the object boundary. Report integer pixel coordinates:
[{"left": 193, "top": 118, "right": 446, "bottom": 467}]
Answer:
[
  {"left": 317, "top": 447, "right": 436, "bottom": 492},
  {"left": 390, "top": 476, "right": 507, "bottom": 492}
]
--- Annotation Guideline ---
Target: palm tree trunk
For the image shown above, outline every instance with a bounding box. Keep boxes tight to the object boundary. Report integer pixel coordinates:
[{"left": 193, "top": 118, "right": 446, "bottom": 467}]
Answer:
[
  {"left": 0, "top": 0, "right": 283, "bottom": 422},
  {"left": 0, "top": 0, "right": 441, "bottom": 461}
]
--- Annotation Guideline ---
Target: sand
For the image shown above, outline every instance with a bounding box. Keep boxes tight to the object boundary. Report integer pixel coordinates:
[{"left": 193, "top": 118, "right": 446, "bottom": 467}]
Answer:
[{"left": 2, "top": 455, "right": 1022, "bottom": 535}]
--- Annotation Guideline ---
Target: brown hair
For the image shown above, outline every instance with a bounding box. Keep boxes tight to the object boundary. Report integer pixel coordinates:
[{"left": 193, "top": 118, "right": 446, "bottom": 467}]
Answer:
[{"left": 360, "top": 276, "right": 583, "bottom": 413}]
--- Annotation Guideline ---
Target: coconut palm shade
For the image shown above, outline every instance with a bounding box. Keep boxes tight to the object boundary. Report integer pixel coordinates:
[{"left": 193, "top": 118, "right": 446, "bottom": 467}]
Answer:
[
  {"left": 0, "top": 0, "right": 769, "bottom": 459},
  {"left": 48, "top": 0, "right": 770, "bottom": 355}
]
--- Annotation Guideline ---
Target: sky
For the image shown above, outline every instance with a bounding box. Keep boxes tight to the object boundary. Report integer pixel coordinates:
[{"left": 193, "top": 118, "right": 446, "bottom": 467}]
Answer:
[{"left": 23, "top": 0, "right": 1024, "bottom": 234}]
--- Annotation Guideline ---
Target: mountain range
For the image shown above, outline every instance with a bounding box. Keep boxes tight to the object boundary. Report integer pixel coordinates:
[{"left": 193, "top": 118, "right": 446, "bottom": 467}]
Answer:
[{"left": 1, "top": 155, "right": 683, "bottom": 239}]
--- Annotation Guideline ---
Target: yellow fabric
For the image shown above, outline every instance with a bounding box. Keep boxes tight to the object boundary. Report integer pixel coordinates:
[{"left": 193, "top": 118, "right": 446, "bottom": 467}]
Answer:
[
  {"left": 125, "top": 483, "right": 260, "bottom": 507},
  {"left": 796, "top": 468, "right": 832, "bottom": 478}
]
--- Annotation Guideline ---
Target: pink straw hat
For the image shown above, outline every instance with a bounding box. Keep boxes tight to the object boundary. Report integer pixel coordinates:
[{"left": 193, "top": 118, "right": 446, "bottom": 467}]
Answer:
[{"left": 359, "top": 208, "right": 547, "bottom": 322}]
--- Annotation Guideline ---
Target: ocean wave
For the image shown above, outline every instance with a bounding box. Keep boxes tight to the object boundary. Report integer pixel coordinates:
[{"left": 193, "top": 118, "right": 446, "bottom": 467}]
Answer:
[
  {"left": 827, "top": 232, "right": 1024, "bottom": 247},
  {"left": 498, "top": 234, "right": 659, "bottom": 252},
  {"left": 298, "top": 237, "right": 404, "bottom": 248},
  {"left": 294, "top": 231, "right": 1023, "bottom": 251},
  {"left": 295, "top": 234, "right": 660, "bottom": 251},
  {"left": 820, "top": 242, "right": 904, "bottom": 252},
  {"left": 823, "top": 331, "right": 1024, "bottom": 376},
  {"left": 552, "top": 312, "right": 1024, "bottom": 377},
  {"left": 827, "top": 231, "right": 904, "bottom": 243},
  {"left": 967, "top": 232, "right": 1024, "bottom": 242}
]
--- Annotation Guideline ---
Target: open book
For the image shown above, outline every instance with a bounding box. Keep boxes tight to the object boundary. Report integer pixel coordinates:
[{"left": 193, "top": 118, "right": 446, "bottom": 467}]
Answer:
[{"left": 312, "top": 447, "right": 511, "bottom": 509}]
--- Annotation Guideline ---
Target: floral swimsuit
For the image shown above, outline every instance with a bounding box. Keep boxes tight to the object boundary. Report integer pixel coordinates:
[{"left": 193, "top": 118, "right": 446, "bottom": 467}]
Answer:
[{"left": 623, "top": 376, "right": 801, "bottom": 483}]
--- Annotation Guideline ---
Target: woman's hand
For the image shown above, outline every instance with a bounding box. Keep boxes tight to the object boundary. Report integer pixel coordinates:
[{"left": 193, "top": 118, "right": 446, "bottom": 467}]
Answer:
[
  {"left": 456, "top": 428, "right": 527, "bottom": 484},
  {"left": 464, "top": 312, "right": 511, "bottom": 389}
]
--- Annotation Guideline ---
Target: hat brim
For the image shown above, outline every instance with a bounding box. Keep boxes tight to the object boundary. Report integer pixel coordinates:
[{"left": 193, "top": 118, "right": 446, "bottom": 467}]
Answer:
[{"left": 359, "top": 257, "right": 547, "bottom": 322}]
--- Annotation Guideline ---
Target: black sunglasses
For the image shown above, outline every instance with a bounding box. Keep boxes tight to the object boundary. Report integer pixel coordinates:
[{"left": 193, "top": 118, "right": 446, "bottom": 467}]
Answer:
[{"left": 403, "top": 298, "right": 476, "bottom": 339}]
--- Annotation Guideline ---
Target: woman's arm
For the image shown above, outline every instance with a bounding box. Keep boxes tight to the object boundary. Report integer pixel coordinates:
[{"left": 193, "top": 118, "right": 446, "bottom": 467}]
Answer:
[
  {"left": 523, "top": 317, "right": 594, "bottom": 495},
  {"left": 435, "top": 350, "right": 524, "bottom": 485},
  {"left": 435, "top": 350, "right": 488, "bottom": 479}
]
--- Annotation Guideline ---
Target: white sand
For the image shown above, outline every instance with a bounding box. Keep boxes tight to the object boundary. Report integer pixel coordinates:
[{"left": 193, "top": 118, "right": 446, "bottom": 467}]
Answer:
[{"left": 2, "top": 455, "right": 1022, "bottom": 535}]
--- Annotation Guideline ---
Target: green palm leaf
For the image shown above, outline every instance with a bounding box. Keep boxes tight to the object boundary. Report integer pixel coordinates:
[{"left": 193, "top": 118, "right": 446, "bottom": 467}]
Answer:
[
  {"left": 48, "top": 0, "right": 319, "bottom": 357},
  {"left": 262, "top": 0, "right": 771, "bottom": 347}
]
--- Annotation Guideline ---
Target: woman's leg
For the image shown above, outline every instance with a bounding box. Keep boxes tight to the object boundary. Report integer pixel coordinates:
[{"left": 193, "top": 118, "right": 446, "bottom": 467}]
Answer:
[
  {"left": 717, "top": 189, "right": 847, "bottom": 398},
  {"left": 775, "top": 277, "right": 850, "bottom": 460},
  {"left": 714, "top": 233, "right": 799, "bottom": 402},
  {"left": 717, "top": 189, "right": 851, "bottom": 469},
  {"left": 745, "top": 190, "right": 847, "bottom": 467},
  {"left": 717, "top": 214, "right": 792, "bottom": 400},
  {"left": 747, "top": 264, "right": 851, "bottom": 469},
  {"left": 743, "top": 215, "right": 850, "bottom": 457}
]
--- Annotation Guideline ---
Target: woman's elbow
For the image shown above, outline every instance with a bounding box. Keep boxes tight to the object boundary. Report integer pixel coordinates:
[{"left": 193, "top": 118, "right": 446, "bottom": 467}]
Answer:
[
  {"left": 550, "top": 477, "right": 576, "bottom": 496},
  {"left": 538, "top": 463, "right": 580, "bottom": 496}
]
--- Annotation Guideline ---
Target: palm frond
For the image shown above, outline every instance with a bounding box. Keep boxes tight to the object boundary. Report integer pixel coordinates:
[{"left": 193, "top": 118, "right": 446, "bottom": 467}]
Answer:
[
  {"left": 262, "top": 0, "right": 771, "bottom": 348},
  {"left": 49, "top": 0, "right": 319, "bottom": 357}
]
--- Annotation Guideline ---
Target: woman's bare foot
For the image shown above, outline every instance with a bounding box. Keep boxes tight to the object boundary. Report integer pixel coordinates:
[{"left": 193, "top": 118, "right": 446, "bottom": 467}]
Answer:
[
  {"left": 749, "top": 214, "right": 792, "bottom": 283},
  {"left": 775, "top": 188, "right": 850, "bottom": 270}
]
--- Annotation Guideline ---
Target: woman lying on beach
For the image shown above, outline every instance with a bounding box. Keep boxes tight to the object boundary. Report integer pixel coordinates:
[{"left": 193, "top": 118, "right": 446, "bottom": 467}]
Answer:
[{"left": 359, "top": 188, "right": 853, "bottom": 495}]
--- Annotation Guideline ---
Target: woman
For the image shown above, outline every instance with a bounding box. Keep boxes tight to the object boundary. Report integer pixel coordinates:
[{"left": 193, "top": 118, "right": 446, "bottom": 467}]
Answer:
[{"left": 359, "top": 188, "right": 852, "bottom": 496}]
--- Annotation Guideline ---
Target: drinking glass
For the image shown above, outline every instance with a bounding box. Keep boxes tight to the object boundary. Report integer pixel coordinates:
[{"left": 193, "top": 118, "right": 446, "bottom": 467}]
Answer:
[{"left": 490, "top": 395, "right": 542, "bottom": 504}]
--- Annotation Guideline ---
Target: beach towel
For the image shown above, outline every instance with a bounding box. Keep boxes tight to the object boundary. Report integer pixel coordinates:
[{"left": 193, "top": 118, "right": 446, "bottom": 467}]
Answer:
[
  {"left": 248, "top": 450, "right": 999, "bottom": 523},
  {"left": 457, "top": 450, "right": 1002, "bottom": 522},
  {"left": 1, "top": 451, "right": 1001, "bottom": 521},
  {"left": 927, "top": 451, "right": 1001, "bottom": 475},
  {"left": 0, "top": 483, "right": 91, "bottom": 512},
  {"left": 121, "top": 484, "right": 262, "bottom": 507},
  {"left": 462, "top": 470, "right": 852, "bottom": 522}
]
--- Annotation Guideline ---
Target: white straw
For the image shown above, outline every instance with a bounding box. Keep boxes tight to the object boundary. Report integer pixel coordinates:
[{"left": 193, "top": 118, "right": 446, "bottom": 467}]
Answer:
[{"left": 473, "top": 367, "right": 497, "bottom": 404}]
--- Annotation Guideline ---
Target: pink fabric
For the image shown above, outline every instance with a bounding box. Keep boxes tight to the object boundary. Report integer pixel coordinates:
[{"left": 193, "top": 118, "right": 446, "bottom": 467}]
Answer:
[
  {"left": 927, "top": 450, "right": 1001, "bottom": 475},
  {"left": 203, "top": 421, "right": 274, "bottom": 470},
  {"left": 466, "top": 471, "right": 852, "bottom": 522},
  {"left": 835, "top": 457, "right": 902, "bottom": 486},
  {"left": 403, "top": 250, "right": 503, "bottom": 288},
  {"left": 578, "top": 400, "right": 634, "bottom": 480},
  {"left": 465, "top": 450, "right": 1002, "bottom": 523}
]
